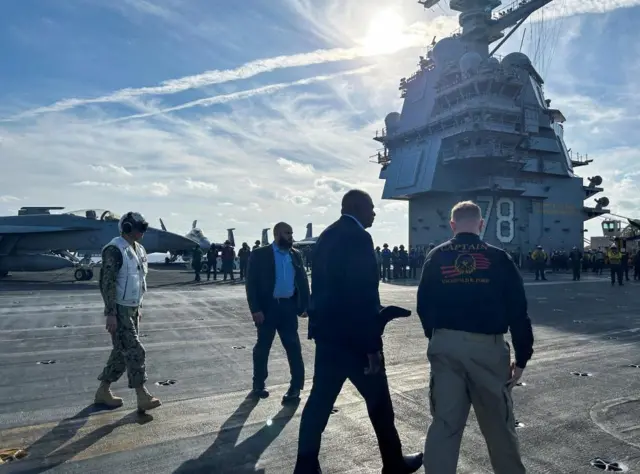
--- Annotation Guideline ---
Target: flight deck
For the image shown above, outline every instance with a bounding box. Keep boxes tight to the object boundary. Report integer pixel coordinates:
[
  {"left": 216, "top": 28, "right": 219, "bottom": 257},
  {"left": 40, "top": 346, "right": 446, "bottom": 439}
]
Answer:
[{"left": 0, "top": 268, "right": 639, "bottom": 473}]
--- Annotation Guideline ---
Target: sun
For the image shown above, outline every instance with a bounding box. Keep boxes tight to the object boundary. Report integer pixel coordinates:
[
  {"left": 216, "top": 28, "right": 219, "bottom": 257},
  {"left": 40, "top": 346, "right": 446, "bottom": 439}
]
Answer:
[{"left": 359, "top": 9, "right": 408, "bottom": 55}]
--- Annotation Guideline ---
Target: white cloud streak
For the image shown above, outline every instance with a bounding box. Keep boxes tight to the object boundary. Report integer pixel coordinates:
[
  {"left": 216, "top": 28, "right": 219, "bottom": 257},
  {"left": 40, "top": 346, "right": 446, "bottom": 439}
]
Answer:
[{"left": 102, "top": 66, "right": 377, "bottom": 123}]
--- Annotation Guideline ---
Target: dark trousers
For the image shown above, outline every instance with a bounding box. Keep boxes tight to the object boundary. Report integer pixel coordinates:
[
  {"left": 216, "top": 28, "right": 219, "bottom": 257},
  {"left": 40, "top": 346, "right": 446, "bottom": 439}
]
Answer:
[
  {"left": 382, "top": 264, "right": 391, "bottom": 281},
  {"left": 193, "top": 263, "right": 201, "bottom": 281},
  {"left": 252, "top": 298, "right": 304, "bottom": 391},
  {"left": 572, "top": 264, "right": 581, "bottom": 281},
  {"left": 294, "top": 343, "right": 403, "bottom": 472},
  {"left": 239, "top": 260, "right": 248, "bottom": 279},
  {"left": 534, "top": 265, "right": 546, "bottom": 280},
  {"left": 207, "top": 262, "right": 217, "bottom": 280},
  {"left": 610, "top": 265, "right": 623, "bottom": 285},
  {"left": 222, "top": 261, "right": 234, "bottom": 280}
]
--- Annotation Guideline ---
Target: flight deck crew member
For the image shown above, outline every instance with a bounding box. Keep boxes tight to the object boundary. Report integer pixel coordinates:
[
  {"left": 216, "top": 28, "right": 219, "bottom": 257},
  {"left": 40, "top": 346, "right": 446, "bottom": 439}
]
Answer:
[
  {"left": 206, "top": 244, "right": 218, "bottom": 281},
  {"left": 381, "top": 244, "right": 392, "bottom": 281},
  {"left": 607, "top": 244, "right": 623, "bottom": 286},
  {"left": 245, "top": 222, "right": 310, "bottom": 403},
  {"left": 569, "top": 246, "right": 582, "bottom": 281},
  {"left": 192, "top": 245, "right": 203, "bottom": 281},
  {"left": 294, "top": 190, "right": 423, "bottom": 474},
  {"left": 531, "top": 245, "right": 547, "bottom": 280},
  {"left": 238, "top": 242, "right": 251, "bottom": 280},
  {"left": 417, "top": 201, "right": 534, "bottom": 474},
  {"left": 221, "top": 240, "right": 236, "bottom": 280},
  {"left": 621, "top": 248, "right": 630, "bottom": 281},
  {"left": 95, "top": 212, "right": 161, "bottom": 412}
]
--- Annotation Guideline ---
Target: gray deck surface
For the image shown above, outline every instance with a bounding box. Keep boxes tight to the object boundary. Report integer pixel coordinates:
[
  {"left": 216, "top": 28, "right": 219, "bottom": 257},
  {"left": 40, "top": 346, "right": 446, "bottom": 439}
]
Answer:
[{"left": 1, "top": 266, "right": 639, "bottom": 473}]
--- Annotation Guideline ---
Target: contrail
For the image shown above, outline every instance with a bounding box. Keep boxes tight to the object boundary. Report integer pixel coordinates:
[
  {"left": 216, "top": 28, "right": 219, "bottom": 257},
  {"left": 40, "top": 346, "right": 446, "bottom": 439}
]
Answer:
[
  {"left": 101, "top": 66, "right": 377, "bottom": 124},
  {"left": 3, "top": 18, "right": 457, "bottom": 122},
  {"left": 3, "top": 0, "right": 637, "bottom": 121},
  {"left": 4, "top": 47, "right": 383, "bottom": 122}
]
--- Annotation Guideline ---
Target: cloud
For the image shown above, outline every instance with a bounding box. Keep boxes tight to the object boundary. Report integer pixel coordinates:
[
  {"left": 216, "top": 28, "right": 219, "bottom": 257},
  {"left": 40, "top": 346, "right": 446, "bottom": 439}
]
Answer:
[
  {"left": 312, "top": 206, "right": 329, "bottom": 215},
  {"left": 71, "top": 180, "right": 169, "bottom": 196},
  {"left": 90, "top": 164, "right": 133, "bottom": 177},
  {"left": 0, "top": 195, "right": 20, "bottom": 203},
  {"left": 185, "top": 178, "right": 218, "bottom": 194},
  {"left": 2, "top": 0, "right": 640, "bottom": 249},
  {"left": 101, "top": 66, "right": 376, "bottom": 123},
  {"left": 277, "top": 157, "right": 315, "bottom": 176}
]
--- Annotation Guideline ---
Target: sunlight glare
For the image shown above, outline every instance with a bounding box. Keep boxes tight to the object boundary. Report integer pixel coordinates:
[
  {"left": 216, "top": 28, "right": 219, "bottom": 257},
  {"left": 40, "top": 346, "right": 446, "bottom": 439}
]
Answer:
[{"left": 360, "top": 9, "right": 408, "bottom": 55}]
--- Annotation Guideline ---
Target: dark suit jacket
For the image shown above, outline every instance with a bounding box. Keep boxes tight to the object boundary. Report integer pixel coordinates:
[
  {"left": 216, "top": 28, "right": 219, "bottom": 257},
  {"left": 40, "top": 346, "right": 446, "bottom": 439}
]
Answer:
[
  {"left": 245, "top": 244, "right": 310, "bottom": 316},
  {"left": 307, "top": 215, "right": 382, "bottom": 354}
]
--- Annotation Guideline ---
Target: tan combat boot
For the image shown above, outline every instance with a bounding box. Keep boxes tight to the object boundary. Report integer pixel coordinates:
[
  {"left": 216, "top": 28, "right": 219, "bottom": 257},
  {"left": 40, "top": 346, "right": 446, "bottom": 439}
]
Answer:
[
  {"left": 94, "top": 381, "right": 123, "bottom": 408},
  {"left": 135, "top": 386, "right": 161, "bottom": 412}
]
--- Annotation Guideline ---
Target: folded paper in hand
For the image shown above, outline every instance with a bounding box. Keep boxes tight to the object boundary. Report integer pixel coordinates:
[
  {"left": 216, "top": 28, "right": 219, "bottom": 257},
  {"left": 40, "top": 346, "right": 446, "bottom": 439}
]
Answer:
[{"left": 379, "top": 305, "right": 412, "bottom": 331}]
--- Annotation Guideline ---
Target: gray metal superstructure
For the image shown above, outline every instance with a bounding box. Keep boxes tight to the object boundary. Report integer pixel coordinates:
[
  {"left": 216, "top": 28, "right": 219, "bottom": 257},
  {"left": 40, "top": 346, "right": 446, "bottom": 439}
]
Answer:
[{"left": 374, "top": 0, "right": 609, "bottom": 252}]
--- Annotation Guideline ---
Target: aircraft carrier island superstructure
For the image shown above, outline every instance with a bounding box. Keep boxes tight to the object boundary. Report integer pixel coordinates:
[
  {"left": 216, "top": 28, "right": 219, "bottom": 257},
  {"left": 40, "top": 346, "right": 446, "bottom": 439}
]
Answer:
[{"left": 373, "top": 0, "right": 610, "bottom": 252}]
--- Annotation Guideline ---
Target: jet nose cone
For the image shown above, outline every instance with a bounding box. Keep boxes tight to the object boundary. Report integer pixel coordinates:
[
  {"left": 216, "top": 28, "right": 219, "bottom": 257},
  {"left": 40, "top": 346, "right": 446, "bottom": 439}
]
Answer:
[{"left": 145, "top": 228, "right": 196, "bottom": 253}]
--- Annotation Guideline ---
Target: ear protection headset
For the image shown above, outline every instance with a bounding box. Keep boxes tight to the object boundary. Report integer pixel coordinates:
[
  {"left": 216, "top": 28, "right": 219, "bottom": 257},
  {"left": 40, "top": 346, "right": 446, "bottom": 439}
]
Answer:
[{"left": 120, "top": 212, "right": 149, "bottom": 234}]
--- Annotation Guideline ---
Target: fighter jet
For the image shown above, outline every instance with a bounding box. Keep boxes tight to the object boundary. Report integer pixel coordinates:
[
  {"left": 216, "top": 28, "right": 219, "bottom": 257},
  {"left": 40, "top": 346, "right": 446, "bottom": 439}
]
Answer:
[
  {"left": 159, "top": 218, "right": 236, "bottom": 264},
  {"left": 0, "top": 207, "right": 197, "bottom": 279},
  {"left": 292, "top": 222, "right": 318, "bottom": 248}
]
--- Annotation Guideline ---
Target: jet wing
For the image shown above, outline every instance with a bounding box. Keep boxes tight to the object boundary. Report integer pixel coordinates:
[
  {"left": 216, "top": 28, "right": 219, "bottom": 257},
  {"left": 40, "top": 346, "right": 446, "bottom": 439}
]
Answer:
[{"left": 0, "top": 225, "right": 79, "bottom": 234}]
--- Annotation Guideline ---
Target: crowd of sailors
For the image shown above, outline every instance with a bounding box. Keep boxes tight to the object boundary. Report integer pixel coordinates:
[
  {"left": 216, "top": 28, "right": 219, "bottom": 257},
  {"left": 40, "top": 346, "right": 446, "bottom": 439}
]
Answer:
[{"left": 189, "top": 237, "right": 640, "bottom": 287}]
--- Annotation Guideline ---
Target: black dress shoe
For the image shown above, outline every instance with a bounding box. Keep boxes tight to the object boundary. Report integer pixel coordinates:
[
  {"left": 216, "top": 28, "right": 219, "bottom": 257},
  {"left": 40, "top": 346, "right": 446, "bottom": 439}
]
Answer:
[
  {"left": 282, "top": 387, "right": 301, "bottom": 404},
  {"left": 381, "top": 452, "right": 423, "bottom": 474},
  {"left": 250, "top": 388, "right": 269, "bottom": 399}
]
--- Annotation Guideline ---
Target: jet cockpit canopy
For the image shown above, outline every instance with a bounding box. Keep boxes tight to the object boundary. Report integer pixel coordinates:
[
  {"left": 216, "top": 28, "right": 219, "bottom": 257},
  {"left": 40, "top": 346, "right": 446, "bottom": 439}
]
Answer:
[{"left": 66, "top": 209, "right": 121, "bottom": 221}]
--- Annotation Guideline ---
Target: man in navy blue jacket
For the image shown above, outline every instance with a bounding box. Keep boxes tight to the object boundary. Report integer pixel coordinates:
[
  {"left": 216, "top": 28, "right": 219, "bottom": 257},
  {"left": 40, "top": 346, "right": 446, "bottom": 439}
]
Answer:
[{"left": 293, "top": 189, "right": 422, "bottom": 474}]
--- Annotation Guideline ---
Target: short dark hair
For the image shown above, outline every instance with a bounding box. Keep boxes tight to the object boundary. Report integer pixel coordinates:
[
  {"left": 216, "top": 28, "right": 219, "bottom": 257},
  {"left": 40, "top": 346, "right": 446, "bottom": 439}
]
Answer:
[
  {"left": 273, "top": 222, "right": 291, "bottom": 234},
  {"left": 341, "top": 189, "right": 371, "bottom": 214},
  {"left": 451, "top": 201, "right": 482, "bottom": 222}
]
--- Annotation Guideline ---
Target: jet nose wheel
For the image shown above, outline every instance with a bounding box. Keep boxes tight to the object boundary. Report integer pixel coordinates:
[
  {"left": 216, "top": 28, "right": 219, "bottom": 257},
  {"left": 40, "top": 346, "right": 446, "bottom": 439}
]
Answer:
[{"left": 74, "top": 269, "right": 93, "bottom": 281}]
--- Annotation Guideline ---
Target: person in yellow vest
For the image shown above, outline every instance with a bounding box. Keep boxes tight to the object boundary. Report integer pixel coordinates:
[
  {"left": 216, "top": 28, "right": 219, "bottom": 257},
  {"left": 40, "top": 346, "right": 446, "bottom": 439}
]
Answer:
[
  {"left": 607, "top": 244, "right": 624, "bottom": 286},
  {"left": 531, "top": 245, "right": 547, "bottom": 281}
]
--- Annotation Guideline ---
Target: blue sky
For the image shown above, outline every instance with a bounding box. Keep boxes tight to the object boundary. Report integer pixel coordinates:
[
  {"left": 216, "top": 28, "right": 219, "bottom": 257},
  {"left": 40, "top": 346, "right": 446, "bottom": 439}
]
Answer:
[{"left": 1, "top": 0, "right": 640, "bottom": 248}]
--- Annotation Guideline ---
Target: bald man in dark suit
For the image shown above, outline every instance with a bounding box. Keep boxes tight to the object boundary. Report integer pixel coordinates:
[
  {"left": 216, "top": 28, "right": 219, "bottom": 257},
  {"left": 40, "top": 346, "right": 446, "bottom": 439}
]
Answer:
[{"left": 293, "top": 190, "right": 423, "bottom": 474}]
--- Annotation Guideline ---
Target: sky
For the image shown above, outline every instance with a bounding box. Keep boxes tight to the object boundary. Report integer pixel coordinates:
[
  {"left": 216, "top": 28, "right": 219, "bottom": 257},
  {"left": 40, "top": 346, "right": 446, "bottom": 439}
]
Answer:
[{"left": 1, "top": 0, "right": 640, "bottom": 249}]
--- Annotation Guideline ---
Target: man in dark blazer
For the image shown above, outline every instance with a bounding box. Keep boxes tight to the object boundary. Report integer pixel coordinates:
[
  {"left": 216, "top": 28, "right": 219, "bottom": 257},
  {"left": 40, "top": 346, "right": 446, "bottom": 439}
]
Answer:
[
  {"left": 245, "top": 222, "right": 310, "bottom": 404},
  {"left": 293, "top": 190, "right": 423, "bottom": 474}
]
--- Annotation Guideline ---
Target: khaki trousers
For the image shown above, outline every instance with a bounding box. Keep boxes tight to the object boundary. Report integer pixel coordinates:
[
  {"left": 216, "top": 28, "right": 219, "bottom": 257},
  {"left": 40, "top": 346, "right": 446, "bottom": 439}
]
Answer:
[{"left": 424, "top": 328, "right": 526, "bottom": 474}]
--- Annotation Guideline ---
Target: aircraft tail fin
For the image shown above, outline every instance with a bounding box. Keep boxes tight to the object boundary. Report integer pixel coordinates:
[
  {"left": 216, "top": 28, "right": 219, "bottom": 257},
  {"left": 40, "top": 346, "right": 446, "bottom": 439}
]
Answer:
[
  {"left": 305, "top": 223, "right": 312, "bottom": 240},
  {"left": 227, "top": 228, "right": 236, "bottom": 247},
  {"left": 261, "top": 228, "right": 269, "bottom": 246},
  {"left": 192, "top": 220, "right": 197, "bottom": 229},
  {"left": 159, "top": 218, "right": 167, "bottom": 232}
]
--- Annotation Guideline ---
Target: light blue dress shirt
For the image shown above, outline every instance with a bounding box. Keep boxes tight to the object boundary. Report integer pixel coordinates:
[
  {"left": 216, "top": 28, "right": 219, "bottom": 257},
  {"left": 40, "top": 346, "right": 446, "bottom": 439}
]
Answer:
[{"left": 272, "top": 242, "right": 295, "bottom": 298}]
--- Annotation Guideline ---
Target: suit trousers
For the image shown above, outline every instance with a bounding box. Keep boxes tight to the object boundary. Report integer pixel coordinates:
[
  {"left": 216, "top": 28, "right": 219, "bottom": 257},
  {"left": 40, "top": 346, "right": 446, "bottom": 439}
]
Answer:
[
  {"left": 294, "top": 342, "right": 404, "bottom": 472},
  {"left": 424, "top": 329, "right": 525, "bottom": 474},
  {"left": 252, "top": 297, "right": 304, "bottom": 391}
]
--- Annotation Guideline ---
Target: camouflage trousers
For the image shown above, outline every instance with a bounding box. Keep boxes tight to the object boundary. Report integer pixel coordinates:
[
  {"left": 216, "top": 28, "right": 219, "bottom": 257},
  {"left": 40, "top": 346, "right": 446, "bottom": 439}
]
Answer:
[{"left": 98, "top": 304, "right": 148, "bottom": 389}]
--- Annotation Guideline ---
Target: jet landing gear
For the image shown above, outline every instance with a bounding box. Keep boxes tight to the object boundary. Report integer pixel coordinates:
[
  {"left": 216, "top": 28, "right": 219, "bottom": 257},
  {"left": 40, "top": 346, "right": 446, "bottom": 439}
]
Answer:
[{"left": 74, "top": 267, "right": 94, "bottom": 281}]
